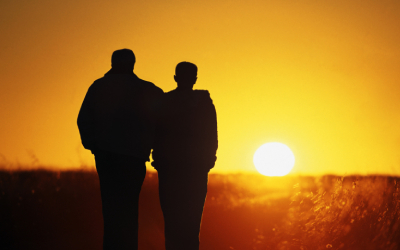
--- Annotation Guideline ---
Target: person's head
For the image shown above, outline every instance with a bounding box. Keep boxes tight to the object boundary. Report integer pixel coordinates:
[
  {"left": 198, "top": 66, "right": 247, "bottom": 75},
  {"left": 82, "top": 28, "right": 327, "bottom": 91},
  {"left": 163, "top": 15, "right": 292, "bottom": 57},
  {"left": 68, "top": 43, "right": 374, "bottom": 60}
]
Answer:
[
  {"left": 111, "top": 49, "right": 136, "bottom": 71},
  {"left": 174, "top": 61, "right": 198, "bottom": 90}
]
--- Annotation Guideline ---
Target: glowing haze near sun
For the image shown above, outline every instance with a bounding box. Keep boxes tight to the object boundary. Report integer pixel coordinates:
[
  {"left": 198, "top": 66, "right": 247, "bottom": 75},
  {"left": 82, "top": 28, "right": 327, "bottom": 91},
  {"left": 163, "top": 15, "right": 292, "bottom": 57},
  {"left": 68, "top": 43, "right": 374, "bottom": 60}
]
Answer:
[{"left": 253, "top": 143, "right": 295, "bottom": 176}]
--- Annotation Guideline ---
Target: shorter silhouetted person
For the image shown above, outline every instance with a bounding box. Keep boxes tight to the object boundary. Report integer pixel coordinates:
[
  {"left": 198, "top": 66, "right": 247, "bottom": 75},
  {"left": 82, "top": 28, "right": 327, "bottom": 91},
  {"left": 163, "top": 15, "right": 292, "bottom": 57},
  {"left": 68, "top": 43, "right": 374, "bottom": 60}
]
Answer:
[
  {"left": 77, "top": 49, "right": 163, "bottom": 250},
  {"left": 152, "top": 62, "right": 218, "bottom": 250}
]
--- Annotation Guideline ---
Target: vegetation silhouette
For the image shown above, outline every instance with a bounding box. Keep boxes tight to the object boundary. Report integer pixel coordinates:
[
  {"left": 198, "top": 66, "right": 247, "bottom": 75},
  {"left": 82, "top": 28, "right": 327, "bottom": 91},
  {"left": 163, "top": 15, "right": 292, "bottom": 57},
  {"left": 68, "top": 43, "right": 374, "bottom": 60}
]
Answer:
[
  {"left": 1, "top": 170, "right": 400, "bottom": 250},
  {"left": 77, "top": 49, "right": 163, "bottom": 250}
]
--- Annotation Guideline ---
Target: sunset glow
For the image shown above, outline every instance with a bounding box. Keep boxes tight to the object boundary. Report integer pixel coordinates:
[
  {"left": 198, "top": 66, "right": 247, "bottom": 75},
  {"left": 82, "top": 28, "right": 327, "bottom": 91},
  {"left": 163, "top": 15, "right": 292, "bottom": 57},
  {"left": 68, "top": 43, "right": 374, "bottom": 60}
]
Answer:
[{"left": 1, "top": 1, "right": 400, "bottom": 175}]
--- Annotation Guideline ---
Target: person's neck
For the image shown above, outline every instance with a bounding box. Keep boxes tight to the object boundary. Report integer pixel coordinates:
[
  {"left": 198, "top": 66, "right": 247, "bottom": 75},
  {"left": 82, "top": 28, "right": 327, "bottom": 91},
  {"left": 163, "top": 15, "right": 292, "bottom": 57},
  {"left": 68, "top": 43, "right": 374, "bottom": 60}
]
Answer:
[
  {"left": 176, "top": 86, "right": 194, "bottom": 91},
  {"left": 107, "top": 67, "right": 134, "bottom": 75}
]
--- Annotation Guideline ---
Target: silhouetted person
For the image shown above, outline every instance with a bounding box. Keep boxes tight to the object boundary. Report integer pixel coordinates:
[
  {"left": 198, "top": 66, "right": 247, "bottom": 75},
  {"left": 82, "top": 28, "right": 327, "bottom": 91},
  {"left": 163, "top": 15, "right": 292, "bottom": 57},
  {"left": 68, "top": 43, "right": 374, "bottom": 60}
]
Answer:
[
  {"left": 152, "top": 62, "right": 218, "bottom": 250},
  {"left": 77, "top": 49, "right": 163, "bottom": 250}
]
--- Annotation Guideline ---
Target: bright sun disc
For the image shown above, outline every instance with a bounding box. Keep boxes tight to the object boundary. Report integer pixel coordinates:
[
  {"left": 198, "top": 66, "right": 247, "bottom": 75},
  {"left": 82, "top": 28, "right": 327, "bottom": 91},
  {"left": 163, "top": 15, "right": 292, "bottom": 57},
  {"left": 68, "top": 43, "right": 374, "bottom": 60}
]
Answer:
[{"left": 253, "top": 142, "right": 295, "bottom": 176}]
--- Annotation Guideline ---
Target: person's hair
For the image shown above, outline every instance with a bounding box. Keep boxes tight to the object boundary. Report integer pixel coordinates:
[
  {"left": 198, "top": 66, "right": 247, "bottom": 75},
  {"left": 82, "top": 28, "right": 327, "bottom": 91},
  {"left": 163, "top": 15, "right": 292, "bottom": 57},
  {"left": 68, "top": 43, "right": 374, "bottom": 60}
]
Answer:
[
  {"left": 111, "top": 49, "right": 136, "bottom": 67},
  {"left": 175, "top": 61, "right": 197, "bottom": 78}
]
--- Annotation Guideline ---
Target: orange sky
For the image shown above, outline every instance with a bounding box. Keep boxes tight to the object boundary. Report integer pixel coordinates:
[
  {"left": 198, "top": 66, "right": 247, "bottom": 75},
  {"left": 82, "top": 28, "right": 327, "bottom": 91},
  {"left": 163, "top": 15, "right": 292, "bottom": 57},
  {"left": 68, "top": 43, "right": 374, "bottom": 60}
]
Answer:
[{"left": 1, "top": 0, "right": 400, "bottom": 175}]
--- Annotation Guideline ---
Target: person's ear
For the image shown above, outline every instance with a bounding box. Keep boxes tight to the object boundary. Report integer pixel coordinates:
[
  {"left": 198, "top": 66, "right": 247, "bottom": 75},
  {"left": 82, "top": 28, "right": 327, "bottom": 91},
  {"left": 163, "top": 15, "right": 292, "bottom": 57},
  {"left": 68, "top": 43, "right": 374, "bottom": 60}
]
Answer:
[
  {"left": 193, "top": 77, "right": 197, "bottom": 85},
  {"left": 174, "top": 75, "right": 177, "bottom": 83}
]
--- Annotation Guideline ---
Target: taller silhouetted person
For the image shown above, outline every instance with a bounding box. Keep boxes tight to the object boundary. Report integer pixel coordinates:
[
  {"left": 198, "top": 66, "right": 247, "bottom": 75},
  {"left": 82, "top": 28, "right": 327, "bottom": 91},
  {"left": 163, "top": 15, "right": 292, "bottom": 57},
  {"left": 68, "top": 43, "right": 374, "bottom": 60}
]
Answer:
[
  {"left": 152, "top": 62, "right": 218, "bottom": 250},
  {"left": 77, "top": 49, "right": 163, "bottom": 250}
]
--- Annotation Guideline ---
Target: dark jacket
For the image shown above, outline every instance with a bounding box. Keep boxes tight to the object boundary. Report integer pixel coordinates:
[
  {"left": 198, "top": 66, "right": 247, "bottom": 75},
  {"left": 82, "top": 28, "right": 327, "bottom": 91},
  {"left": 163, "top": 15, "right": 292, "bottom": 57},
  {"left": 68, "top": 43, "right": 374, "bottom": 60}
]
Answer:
[
  {"left": 152, "top": 89, "right": 218, "bottom": 172},
  {"left": 77, "top": 71, "right": 163, "bottom": 160}
]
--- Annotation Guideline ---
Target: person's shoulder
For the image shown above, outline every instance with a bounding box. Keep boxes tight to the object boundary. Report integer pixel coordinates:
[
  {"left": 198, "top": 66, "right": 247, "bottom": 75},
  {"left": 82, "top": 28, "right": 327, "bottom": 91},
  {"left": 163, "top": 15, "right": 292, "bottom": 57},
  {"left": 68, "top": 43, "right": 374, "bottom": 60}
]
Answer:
[
  {"left": 165, "top": 89, "right": 178, "bottom": 95},
  {"left": 87, "top": 77, "right": 106, "bottom": 90},
  {"left": 194, "top": 89, "right": 210, "bottom": 97},
  {"left": 194, "top": 89, "right": 213, "bottom": 101},
  {"left": 137, "top": 77, "right": 164, "bottom": 94},
  {"left": 194, "top": 90, "right": 215, "bottom": 108},
  {"left": 161, "top": 89, "right": 176, "bottom": 102},
  {"left": 93, "top": 76, "right": 107, "bottom": 83}
]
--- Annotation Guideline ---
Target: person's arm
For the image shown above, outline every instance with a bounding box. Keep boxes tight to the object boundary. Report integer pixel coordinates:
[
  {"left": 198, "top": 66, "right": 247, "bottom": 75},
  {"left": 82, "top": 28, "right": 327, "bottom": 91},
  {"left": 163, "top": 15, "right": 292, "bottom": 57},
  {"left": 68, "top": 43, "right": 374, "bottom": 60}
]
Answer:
[
  {"left": 145, "top": 85, "right": 165, "bottom": 148},
  {"left": 77, "top": 84, "right": 96, "bottom": 152},
  {"left": 201, "top": 91, "right": 218, "bottom": 170},
  {"left": 150, "top": 87, "right": 165, "bottom": 124},
  {"left": 208, "top": 97, "right": 218, "bottom": 168}
]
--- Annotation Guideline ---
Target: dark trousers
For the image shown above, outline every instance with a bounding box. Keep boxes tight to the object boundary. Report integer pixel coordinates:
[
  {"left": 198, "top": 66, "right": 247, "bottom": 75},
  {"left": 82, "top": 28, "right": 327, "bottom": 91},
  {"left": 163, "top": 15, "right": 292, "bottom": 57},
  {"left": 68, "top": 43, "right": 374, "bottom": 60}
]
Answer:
[
  {"left": 94, "top": 150, "right": 146, "bottom": 250},
  {"left": 158, "top": 169, "right": 208, "bottom": 250}
]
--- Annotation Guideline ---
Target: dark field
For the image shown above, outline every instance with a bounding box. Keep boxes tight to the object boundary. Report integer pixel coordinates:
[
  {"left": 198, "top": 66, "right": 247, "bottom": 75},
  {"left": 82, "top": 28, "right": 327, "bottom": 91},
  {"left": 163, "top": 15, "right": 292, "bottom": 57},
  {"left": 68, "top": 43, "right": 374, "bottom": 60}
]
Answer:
[{"left": 1, "top": 170, "right": 400, "bottom": 250}]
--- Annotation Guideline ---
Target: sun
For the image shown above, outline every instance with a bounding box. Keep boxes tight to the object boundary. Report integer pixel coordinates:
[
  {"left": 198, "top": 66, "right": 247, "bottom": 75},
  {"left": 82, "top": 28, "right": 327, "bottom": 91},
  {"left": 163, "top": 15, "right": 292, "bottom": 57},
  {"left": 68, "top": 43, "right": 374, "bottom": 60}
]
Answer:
[{"left": 253, "top": 142, "right": 295, "bottom": 176}]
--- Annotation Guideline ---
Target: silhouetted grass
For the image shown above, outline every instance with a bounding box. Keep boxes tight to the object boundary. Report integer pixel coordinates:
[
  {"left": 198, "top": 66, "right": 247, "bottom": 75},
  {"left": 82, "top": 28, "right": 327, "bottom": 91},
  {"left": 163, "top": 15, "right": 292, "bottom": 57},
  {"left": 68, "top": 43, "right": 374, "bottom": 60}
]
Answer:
[
  {"left": 251, "top": 175, "right": 400, "bottom": 250},
  {"left": 0, "top": 169, "right": 399, "bottom": 250}
]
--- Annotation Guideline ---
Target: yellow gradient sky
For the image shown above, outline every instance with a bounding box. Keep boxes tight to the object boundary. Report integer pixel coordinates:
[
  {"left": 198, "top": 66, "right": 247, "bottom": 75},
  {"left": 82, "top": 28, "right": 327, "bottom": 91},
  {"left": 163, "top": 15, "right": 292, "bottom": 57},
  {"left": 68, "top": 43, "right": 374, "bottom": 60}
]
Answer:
[{"left": 1, "top": 0, "right": 400, "bottom": 175}]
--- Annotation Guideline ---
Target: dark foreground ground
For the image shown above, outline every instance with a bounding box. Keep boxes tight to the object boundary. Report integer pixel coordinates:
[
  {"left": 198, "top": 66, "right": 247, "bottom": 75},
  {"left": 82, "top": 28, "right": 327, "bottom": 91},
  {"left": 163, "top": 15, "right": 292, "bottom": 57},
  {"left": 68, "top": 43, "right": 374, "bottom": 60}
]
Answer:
[{"left": 1, "top": 170, "right": 400, "bottom": 250}]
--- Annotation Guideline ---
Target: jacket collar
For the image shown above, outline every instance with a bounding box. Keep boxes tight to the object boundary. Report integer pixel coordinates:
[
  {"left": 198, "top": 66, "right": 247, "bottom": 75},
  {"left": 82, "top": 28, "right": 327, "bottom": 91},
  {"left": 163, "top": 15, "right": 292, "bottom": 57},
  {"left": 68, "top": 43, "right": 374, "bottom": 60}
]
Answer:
[{"left": 105, "top": 67, "right": 136, "bottom": 76}]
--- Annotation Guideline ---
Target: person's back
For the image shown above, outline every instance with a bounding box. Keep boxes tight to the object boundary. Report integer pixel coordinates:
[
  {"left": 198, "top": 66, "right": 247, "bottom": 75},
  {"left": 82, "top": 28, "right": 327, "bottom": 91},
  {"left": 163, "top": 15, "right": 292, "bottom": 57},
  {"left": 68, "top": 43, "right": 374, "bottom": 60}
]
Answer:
[
  {"left": 79, "top": 71, "right": 161, "bottom": 157},
  {"left": 152, "top": 61, "right": 218, "bottom": 250},
  {"left": 152, "top": 88, "right": 217, "bottom": 171},
  {"left": 78, "top": 48, "right": 163, "bottom": 158},
  {"left": 77, "top": 49, "right": 163, "bottom": 250}
]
